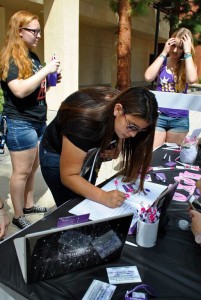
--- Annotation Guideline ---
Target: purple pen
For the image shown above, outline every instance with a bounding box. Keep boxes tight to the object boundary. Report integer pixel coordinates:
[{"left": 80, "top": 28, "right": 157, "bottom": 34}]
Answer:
[
  {"left": 122, "top": 184, "right": 130, "bottom": 192},
  {"left": 127, "top": 183, "right": 134, "bottom": 191}
]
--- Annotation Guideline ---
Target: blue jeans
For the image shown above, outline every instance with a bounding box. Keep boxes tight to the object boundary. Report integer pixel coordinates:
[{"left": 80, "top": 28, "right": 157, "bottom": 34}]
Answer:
[
  {"left": 40, "top": 144, "right": 99, "bottom": 207},
  {"left": 39, "top": 144, "right": 77, "bottom": 207}
]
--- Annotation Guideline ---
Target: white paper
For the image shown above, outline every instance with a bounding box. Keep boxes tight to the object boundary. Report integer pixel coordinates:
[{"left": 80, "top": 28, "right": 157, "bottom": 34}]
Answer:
[
  {"left": 164, "top": 142, "right": 180, "bottom": 148},
  {"left": 152, "top": 90, "right": 201, "bottom": 112},
  {"left": 69, "top": 177, "right": 167, "bottom": 220},
  {"left": 106, "top": 266, "right": 141, "bottom": 284},
  {"left": 82, "top": 279, "right": 116, "bottom": 300}
]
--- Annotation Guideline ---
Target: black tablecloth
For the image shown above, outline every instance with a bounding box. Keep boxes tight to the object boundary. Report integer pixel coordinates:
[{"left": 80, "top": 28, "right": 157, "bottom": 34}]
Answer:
[{"left": 1, "top": 147, "right": 201, "bottom": 300}]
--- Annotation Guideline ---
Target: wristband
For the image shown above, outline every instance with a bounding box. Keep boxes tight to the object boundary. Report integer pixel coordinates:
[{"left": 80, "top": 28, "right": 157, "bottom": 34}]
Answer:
[
  {"left": 184, "top": 53, "right": 192, "bottom": 59},
  {"left": 125, "top": 284, "right": 156, "bottom": 300},
  {"left": 159, "top": 54, "right": 166, "bottom": 60},
  {"left": 0, "top": 203, "right": 4, "bottom": 210}
]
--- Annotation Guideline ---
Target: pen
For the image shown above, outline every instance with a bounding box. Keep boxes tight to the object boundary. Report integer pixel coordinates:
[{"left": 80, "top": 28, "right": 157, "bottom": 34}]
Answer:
[
  {"left": 114, "top": 179, "right": 119, "bottom": 190},
  {"left": 151, "top": 166, "right": 175, "bottom": 171},
  {"left": 162, "top": 148, "right": 180, "bottom": 152},
  {"left": 163, "top": 153, "right": 167, "bottom": 160},
  {"left": 176, "top": 165, "right": 200, "bottom": 171},
  {"left": 176, "top": 160, "right": 200, "bottom": 170},
  {"left": 125, "top": 241, "right": 138, "bottom": 247}
]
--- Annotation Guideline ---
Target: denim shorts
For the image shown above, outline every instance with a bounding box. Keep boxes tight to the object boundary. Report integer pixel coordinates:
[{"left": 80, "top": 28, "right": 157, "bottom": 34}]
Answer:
[
  {"left": 156, "top": 113, "right": 189, "bottom": 133},
  {"left": 6, "top": 118, "right": 46, "bottom": 151}
]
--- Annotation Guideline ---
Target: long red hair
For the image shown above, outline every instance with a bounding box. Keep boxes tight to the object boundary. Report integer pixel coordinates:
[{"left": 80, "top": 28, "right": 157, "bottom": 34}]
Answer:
[{"left": 0, "top": 10, "right": 39, "bottom": 80}]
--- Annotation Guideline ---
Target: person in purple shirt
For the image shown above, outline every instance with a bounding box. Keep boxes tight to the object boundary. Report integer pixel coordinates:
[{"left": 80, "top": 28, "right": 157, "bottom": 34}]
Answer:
[{"left": 144, "top": 28, "right": 198, "bottom": 149}]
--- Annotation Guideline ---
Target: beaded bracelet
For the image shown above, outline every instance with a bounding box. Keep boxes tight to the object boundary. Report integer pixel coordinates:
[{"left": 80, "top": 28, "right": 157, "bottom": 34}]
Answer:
[
  {"left": 0, "top": 203, "right": 4, "bottom": 210},
  {"left": 184, "top": 53, "right": 192, "bottom": 59}
]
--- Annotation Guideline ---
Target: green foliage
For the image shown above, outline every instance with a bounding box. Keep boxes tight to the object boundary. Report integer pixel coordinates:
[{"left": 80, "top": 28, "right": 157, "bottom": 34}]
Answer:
[
  {"left": 199, "top": 78, "right": 201, "bottom": 84},
  {"left": 0, "top": 89, "right": 4, "bottom": 114},
  {"left": 130, "top": 0, "right": 155, "bottom": 16},
  {"left": 162, "top": 0, "right": 201, "bottom": 44},
  {"left": 109, "top": 0, "right": 119, "bottom": 13},
  {"left": 109, "top": 0, "right": 155, "bottom": 16},
  {"left": 110, "top": 0, "right": 201, "bottom": 35}
]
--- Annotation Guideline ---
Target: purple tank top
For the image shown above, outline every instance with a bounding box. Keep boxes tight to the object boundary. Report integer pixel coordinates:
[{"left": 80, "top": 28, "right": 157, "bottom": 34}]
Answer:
[{"left": 156, "top": 59, "right": 188, "bottom": 117}]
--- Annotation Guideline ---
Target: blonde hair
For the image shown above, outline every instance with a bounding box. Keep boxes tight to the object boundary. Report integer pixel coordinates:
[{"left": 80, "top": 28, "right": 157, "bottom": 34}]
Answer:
[
  {"left": 171, "top": 27, "right": 196, "bottom": 92},
  {"left": 0, "top": 10, "right": 39, "bottom": 80}
]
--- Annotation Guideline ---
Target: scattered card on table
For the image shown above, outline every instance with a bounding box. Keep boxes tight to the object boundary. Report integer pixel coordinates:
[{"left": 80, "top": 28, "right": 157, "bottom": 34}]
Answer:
[
  {"left": 82, "top": 279, "right": 116, "bottom": 300},
  {"left": 145, "top": 174, "right": 152, "bottom": 181},
  {"left": 106, "top": 266, "right": 141, "bottom": 284},
  {"left": 57, "top": 213, "right": 90, "bottom": 228}
]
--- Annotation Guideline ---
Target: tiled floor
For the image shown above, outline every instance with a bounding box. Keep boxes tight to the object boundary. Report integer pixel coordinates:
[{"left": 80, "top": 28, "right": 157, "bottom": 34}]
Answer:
[{"left": 1, "top": 106, "right": 201, "bottom": 240}]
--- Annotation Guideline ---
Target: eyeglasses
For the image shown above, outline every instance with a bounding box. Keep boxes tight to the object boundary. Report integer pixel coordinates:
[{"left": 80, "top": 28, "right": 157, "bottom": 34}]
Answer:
[
  {"left": 21, "top": 28, "right": 41, "bottom": 37},
  {"left": 124, "top": 114, "right": 147, "bottom": 132}
]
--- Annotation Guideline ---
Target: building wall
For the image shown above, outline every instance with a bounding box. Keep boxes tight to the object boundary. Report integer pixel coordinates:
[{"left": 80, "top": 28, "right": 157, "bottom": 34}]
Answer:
[
  {"left": 79, "top": 3, "right": 169, "bottom": 87},
  {"left": 0, "top": 0, "right": 170, "bottom": 108},
  {"left": 79, "top": 24, "right": 115, "bottom": 86}
]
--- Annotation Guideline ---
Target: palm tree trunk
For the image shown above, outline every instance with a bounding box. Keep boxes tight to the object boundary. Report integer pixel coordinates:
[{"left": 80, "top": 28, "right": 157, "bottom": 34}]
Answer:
[{"left": 116, "top": 0, "right": 132, "bottom": 91}]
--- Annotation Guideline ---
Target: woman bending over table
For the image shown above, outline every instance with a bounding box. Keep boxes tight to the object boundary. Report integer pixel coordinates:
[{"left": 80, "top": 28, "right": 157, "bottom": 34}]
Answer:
[{"left": 40, "top": 86, "right": 158, "bottom": 208}]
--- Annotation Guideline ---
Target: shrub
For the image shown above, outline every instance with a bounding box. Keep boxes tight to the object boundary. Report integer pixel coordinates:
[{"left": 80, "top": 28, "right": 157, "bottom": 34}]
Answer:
[{"left": 0, "top": 89, "right": 4, "bottom": 113}]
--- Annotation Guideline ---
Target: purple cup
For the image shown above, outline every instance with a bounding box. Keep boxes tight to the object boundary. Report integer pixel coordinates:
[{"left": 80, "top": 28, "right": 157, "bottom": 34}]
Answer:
[{"left": 48, "top": 72, "right": 57, "bottom": 86}]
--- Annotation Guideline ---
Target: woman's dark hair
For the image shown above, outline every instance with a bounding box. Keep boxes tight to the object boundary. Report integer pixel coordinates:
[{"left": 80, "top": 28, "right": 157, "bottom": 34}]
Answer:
[
  {"left": 115, "top": 87, "right": 158, "bottom": 191},
  {"left": 58, "top": 86, "right": 158, "bottom": 191}
]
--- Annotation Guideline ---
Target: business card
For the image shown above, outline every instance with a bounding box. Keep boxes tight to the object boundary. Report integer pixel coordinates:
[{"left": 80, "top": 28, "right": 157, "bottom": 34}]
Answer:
[
  {"left": 57, "top": 213, "right": 90, "bottom": 228},
  {"left": 82, "top": 279, "right": 116, "bottom": 300},
  {"left": 106, "top": 266, "right": 141, "bottom": 284}
]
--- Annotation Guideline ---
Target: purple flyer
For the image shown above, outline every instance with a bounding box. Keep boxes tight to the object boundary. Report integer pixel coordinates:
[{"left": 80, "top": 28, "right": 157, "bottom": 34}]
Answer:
[{"left": 57, "top": 213, "right": 90, "bottom": 228}]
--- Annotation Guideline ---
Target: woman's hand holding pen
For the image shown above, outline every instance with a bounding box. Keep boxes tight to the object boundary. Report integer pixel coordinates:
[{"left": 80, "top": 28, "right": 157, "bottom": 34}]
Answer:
[{"left": 102, "top": 190, "right": 126, "bottom": 208}]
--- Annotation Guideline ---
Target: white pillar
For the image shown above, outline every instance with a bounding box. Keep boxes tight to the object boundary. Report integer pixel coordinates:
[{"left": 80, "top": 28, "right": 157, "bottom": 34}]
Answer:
[
  {"left": 43, "top": 0, "right": 79, "bottom": 110},
  {"left": 0, "top": 7, "right": 5, "bottom": 50}
]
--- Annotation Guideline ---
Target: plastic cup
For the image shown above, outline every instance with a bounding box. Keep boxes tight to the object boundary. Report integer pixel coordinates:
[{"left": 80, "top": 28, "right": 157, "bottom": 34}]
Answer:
[
  {"left": 136, "top": 219, "right": 159, "bottom": 248},
  {"left": 48, "top": 72, "right": 57, "bottom": 86}
]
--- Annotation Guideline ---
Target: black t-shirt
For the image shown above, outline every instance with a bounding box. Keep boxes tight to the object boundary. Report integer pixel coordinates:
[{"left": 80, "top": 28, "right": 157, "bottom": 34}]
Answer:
[
  {"left": 42, "top": 116, "right": 103, "bottom": 155},
  {"left": 2, "top": 51, "right": 47, "bottom": 122}
]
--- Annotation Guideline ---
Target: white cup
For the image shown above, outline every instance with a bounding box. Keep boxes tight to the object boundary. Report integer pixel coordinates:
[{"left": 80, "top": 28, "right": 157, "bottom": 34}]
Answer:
[{"left": 136, "top": 219, "right": 159, "bottom": 248}]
